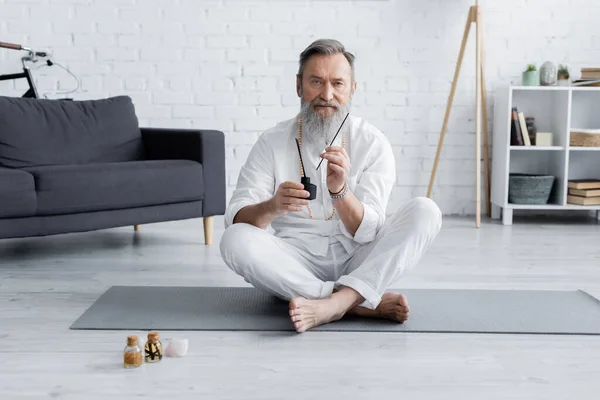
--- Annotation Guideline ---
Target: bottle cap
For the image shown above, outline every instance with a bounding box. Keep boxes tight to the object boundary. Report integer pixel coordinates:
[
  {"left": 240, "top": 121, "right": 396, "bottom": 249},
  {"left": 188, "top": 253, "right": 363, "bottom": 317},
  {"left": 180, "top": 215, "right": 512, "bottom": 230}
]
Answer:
[
  {"left": 148, "top": 331, "right": 160, "bottom": 341},
  {"left": 127, "top": 336, "right": 138, "bottom": 346}
]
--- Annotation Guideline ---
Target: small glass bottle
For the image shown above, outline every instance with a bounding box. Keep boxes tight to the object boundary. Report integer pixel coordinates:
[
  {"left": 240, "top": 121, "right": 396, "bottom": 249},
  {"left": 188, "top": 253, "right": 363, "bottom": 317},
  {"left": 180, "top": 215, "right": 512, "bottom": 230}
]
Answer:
[
  {"left": 123, "top": 336, "right": 142, "bottom": 369},
  {"left": 144, "top": 331, "right": 163, "bottom": 363}
]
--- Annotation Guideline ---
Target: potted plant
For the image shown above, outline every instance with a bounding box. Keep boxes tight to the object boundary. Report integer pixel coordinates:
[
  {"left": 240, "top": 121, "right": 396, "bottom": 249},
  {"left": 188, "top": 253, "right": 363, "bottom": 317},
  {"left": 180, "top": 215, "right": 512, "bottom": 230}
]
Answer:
[
  {"left": 557, "top": 64, "right": 570, "bottom": 86},
  {"left": 522, "top": 64, "right": 539, "bottom": 86}
]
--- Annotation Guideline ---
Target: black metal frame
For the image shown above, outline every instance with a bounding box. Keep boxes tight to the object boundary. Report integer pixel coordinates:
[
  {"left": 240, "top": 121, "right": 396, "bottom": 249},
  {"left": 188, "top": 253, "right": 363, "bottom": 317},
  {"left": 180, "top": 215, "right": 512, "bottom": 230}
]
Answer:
[{"left": 0, "top": 67, "right": 38, "bottom": 98}]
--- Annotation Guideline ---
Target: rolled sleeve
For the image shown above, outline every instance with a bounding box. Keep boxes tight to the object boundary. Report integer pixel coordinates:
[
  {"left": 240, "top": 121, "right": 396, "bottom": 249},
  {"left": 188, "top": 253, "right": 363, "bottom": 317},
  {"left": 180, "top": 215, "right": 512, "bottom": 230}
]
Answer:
[
  {"left": 224, "top": 198, "right": 261, "bottom": 229},
  {"left": 339, "top": 129, "right": 396, "bottom": 244},
  {"left": 339, "top": 203, "right": 381, "bottom": 244}
]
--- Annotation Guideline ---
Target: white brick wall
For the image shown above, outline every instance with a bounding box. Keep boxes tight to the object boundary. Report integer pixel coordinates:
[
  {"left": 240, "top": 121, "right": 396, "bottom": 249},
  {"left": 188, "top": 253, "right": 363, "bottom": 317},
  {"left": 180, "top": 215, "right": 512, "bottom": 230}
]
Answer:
[{"left": 1, "top": 0, "right": 598, "bottom": 215}]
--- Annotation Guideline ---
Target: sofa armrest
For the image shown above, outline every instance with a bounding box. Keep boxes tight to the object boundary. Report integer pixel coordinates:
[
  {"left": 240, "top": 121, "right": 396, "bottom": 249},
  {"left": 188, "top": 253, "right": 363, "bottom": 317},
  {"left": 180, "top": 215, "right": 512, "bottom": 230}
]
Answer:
[
  {"left": 0, "top": 166, "right": 38, "bottom": 218},
  {"left": 140, "top": 127, "right": 226, "bottom": 217}
]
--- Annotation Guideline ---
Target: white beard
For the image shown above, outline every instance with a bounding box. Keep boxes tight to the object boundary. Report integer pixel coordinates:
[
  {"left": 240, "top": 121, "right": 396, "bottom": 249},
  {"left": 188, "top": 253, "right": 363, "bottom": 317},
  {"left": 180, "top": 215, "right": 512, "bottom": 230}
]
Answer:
[{"left": 300, "top": 96, "right": 352, "bottom": 148}]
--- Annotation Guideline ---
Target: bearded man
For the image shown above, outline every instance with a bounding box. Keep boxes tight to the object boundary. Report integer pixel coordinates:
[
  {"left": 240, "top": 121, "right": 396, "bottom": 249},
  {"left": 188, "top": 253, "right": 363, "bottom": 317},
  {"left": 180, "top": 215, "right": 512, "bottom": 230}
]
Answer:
[{"left": 219, "top": 39, "right": 442, "bottom": 333}]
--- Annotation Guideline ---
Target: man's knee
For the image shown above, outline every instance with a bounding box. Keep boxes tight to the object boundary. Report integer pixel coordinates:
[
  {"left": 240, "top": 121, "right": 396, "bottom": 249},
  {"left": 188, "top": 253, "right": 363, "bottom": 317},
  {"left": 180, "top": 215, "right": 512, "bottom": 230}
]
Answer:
[
  {"left": 219, "top": 223, "right": 260, "bottom": 263},
  {"left": 220, "top": 222, "right": 277, "bottom": 273},
  {"left": 414, "top": 197, "right": 442, "bottom": 233},
  {"left": 395, "top": 196, "right": 442, "bottom": 235},
  {"left": 410, "top": 196, "right": 442, "bottom": 217}
]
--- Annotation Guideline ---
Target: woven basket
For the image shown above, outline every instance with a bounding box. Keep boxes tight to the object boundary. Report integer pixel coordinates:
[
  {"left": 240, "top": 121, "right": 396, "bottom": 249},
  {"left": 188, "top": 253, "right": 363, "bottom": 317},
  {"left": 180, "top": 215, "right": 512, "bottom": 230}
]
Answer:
[
  {"left": 570, "top": 129, "right": 600, "bottom": 147},
  {"left": 508, "top": 174, "right": 555, "bottom": 204}
]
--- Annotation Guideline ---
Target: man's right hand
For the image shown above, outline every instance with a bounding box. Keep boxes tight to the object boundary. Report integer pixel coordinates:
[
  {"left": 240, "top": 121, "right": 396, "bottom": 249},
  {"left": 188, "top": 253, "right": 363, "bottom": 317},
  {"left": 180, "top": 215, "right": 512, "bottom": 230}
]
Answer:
[
  {"left": 270, "top": 181, "right": 311, "bottom": 216},
  {"left": 233, "top": 181, "right": 311, "bottom": 229}
]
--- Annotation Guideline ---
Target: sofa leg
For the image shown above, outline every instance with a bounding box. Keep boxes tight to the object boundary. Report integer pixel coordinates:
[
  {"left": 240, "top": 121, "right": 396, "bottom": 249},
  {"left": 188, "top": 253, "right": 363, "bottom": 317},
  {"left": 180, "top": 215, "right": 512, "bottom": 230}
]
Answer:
[
  {"left": 134, "top": 225, "right": 140, "bottom": 231},
  {"left": 203, "top": 216, "right": 214, "bottom": 245}
]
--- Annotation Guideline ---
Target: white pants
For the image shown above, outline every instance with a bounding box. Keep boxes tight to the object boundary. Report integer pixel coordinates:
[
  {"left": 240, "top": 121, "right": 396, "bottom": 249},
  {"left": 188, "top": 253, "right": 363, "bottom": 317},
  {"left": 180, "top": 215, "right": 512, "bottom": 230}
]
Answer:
[{"left": 219, "top": 197, "right": 442, "bottom": 309}]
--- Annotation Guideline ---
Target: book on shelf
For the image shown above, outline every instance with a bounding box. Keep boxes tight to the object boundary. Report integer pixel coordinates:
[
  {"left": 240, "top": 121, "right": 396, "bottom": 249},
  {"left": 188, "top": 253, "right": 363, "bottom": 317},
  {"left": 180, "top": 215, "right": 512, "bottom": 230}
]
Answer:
[
  {"left": 517, "top": 111, "right": 531, "bottom": 146},
  {"left": 572, "top": 79, "right": 600, "bottom": 87},
  {"left": 510, "top": 107, "right": 533, "bottom": 146},
  {"left": 510, "top": 107, "right": 524, "bottom": 145},
  {"left": 567, "top": 180, "right": 600, "bottom": 205},
  {"left": 567, "top": 179, "right": 600, "bottom": 190},
  {"left": 567, "top": 195, "right": 600, "bottom": 206},
  {"left": 580, "top": 68, "right": 600, "bottom": 80},
  {"left": 568, "top": 188, "right": 600, "bottom": 197}
]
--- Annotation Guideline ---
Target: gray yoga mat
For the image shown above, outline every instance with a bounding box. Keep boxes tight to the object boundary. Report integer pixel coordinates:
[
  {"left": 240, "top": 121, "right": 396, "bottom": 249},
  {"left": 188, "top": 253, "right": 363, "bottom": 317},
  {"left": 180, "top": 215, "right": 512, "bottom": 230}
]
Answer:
[{"left": 70, "top": 286, "right": 600, "bottom": 334}]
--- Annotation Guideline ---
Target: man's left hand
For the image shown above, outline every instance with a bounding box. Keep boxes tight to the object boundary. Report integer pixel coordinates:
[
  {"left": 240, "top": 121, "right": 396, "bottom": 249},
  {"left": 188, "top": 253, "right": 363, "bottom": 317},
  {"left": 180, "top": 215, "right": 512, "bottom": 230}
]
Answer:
[{"left": 320, "top": 146, "right": 350, "bottom": 194}]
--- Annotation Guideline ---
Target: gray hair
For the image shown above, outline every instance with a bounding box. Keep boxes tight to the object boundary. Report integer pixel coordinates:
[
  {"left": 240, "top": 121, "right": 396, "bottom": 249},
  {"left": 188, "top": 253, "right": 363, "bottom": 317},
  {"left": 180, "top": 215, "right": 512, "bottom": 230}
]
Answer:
[{"left": 297, "top": 39, "right": 356, "bottom": 83}]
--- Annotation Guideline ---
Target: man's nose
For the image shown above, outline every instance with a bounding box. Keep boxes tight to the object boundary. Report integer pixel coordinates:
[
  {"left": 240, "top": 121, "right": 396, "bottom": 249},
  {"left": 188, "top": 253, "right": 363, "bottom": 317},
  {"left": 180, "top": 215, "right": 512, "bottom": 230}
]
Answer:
[{"left": 320, "top": 83, "right": 334, "bottom": 102}]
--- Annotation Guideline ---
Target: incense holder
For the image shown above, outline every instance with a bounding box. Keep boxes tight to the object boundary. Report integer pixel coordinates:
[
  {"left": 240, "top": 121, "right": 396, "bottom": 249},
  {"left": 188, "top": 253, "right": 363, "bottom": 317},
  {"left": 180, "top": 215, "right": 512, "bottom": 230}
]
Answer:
[{"left": 301, "top": 177, "right": 317, "bottom": 200}]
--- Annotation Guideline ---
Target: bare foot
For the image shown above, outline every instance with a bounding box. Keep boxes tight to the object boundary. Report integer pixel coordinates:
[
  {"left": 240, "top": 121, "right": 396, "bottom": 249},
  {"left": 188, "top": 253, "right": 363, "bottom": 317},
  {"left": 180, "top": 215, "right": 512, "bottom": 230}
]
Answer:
[
  {"left": 348, "top": 292, "right": 410, "bottom": 323},
  {"left": 288, "top": 287, "right": 366, "bottom": 333},
  {"left": 288, "top": 297, "right": 346, "bottom": 333}
]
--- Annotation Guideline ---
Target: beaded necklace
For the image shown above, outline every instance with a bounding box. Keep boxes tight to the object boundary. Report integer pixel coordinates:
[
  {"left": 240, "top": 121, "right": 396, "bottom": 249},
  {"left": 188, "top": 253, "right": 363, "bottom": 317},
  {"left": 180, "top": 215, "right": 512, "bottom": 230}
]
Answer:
[{"left": 297, "top": 116, "right": 346, "bottom": 220}]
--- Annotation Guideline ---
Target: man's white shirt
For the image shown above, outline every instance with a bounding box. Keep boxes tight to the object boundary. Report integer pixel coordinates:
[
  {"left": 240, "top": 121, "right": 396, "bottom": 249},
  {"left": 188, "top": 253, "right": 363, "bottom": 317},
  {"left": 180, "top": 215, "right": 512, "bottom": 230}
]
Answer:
[{"left": 224, "top": 114, "right": 396, "bottom": 257}]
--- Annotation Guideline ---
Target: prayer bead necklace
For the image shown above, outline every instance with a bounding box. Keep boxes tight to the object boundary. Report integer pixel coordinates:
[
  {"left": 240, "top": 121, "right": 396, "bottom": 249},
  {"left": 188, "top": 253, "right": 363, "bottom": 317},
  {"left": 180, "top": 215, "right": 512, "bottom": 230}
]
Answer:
[{"left": 297, "top": 116, "right": 346, "bottom": 221}]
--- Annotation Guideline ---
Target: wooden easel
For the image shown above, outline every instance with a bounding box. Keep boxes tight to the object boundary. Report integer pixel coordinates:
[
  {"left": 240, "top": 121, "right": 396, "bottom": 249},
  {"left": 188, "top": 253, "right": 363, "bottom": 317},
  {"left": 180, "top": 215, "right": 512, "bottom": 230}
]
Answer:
[{"left": 427, "top": 1, "right": 491, "bottom": 228}]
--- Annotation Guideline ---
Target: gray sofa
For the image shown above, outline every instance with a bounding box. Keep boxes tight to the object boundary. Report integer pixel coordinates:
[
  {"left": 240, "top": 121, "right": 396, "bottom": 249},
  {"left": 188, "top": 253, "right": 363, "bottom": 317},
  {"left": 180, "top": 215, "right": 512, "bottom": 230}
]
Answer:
[{"left": 0, "top": 95, "right": 225, "bottom": 244}]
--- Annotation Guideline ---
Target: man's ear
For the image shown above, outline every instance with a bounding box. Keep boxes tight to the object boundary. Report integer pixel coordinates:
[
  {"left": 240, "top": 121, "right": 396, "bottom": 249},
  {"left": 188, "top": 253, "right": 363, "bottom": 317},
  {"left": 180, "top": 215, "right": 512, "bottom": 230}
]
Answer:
[
  {"left": 296, "top": 75, "right": 301, "bottom": 97},
  {"left": 352, "top": 81, "right": 357, "bottom": 93}
]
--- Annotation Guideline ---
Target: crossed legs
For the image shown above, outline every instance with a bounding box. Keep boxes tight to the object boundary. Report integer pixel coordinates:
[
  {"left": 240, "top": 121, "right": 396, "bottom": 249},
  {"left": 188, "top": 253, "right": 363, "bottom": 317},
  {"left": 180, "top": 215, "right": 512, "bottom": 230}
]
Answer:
[
  {"left": 220, "top": 197, "right": 442, "bottom": 332},
  {"left": 219, "top": 223, "right": 337, "bottom": 301}
]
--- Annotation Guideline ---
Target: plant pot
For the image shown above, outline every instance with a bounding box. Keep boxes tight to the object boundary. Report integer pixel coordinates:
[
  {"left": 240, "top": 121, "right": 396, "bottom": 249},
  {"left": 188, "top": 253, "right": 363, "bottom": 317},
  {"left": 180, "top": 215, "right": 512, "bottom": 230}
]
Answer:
[
  {"left": 508, "top": 174, "right": 555, "bottom": 204},
  {"left": 522, "top": 71, "right": 539, "bottom": 86},
  {"left": 557, "top": 79, "right": 570, "bottom": 86}
]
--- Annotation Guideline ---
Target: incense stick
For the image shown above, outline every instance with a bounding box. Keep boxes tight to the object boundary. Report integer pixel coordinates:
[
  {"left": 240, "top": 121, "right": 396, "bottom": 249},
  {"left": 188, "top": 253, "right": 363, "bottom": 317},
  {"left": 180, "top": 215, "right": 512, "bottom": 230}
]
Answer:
[
  {"left": 295, "top": 138, "right": 306, "bottom": 177},
  {"left": 316, "top": 112, "right": 349, "bottom": 170}
]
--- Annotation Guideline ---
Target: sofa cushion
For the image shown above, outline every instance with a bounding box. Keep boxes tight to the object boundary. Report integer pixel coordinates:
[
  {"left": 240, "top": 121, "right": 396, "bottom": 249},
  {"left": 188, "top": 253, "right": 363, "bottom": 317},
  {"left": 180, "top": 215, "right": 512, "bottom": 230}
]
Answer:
[
  {"left": 0, "top": 95, "right": 144, "bottom": 168},
  {"left": 23, "top": 160, "right": 204, "bottom": 216},
  {"left": 0, "top": 168, "right": 37, "bottom": 218}
]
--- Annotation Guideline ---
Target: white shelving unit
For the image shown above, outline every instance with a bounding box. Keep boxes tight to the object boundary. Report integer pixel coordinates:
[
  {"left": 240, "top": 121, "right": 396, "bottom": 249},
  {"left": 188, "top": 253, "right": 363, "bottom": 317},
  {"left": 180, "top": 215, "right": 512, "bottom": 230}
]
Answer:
[{"left": 491, "top": 85, "right": 600, "bottom": 225}]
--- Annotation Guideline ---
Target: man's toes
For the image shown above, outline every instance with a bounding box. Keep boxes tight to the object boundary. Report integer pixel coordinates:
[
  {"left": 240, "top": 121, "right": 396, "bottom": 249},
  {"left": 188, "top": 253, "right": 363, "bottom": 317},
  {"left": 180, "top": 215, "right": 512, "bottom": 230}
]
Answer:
[
  {"left": 289, "top": 297, "right": 305, "bottom": 310},
  {"left": 396, "top": 310, "right": 409, "bottom": 322},
  {"left": 395, "top": 294, "right": 409, "bottom": 313},
  {"left": 294, "top": 321, "right": 305, "bottom": 332},
  {"left": 398, "top": 294, "right": 409, "bottom": 307}
]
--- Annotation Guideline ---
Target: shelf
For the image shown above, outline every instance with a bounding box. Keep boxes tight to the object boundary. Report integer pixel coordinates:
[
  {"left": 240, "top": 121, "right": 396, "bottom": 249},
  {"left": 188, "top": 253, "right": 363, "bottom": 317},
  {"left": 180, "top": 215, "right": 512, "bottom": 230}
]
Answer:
[
  {"left": 509, "top": 89, "right": 569, "bottom": 148},
  {"left": 571, "top": 86, "right": 600, "bottom": 92},
  {"left": 511, "top": 86, "right": 570, "bottom": 91},
  {"left": 509, "top": 86, "right": 600, "bottom": 92},
  {"left": 571, "top": 91, "right": 600, "bottom": 130},
  {"left": 510, "top": 146, "right": 564, "bottom": 151},
  {"left": 491, "top": 85, "right": 600, "bottom": 225},
  {"left": 567, "top": 151, "right": 600, "bottom": 181},
  {"left": 507, "top": 203, "right": 600, "bottom": 210},
  {"left": 569, "top": 146, "right": 600, "bottom": 151},
  {"left": 508, "top": 203, "right": 565, "bottom": 209}
]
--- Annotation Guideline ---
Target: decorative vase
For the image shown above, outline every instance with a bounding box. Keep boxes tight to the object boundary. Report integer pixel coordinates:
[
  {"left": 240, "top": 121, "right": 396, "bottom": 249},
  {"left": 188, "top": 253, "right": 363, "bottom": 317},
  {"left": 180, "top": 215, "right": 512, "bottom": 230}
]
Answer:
[
  {"left": 522, "top": 71, "right": 539, "bottom": 86},
  {"left": 540, "top": 61, "right": 557, "bottom": 86}
]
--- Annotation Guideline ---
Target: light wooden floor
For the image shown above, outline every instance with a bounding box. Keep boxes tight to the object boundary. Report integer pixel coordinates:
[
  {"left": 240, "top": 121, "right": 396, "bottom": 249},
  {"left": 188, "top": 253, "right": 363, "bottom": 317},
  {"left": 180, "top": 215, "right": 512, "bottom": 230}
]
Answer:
[{"left": 1, "top": 214, "right": 599, "bottom": 399}]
